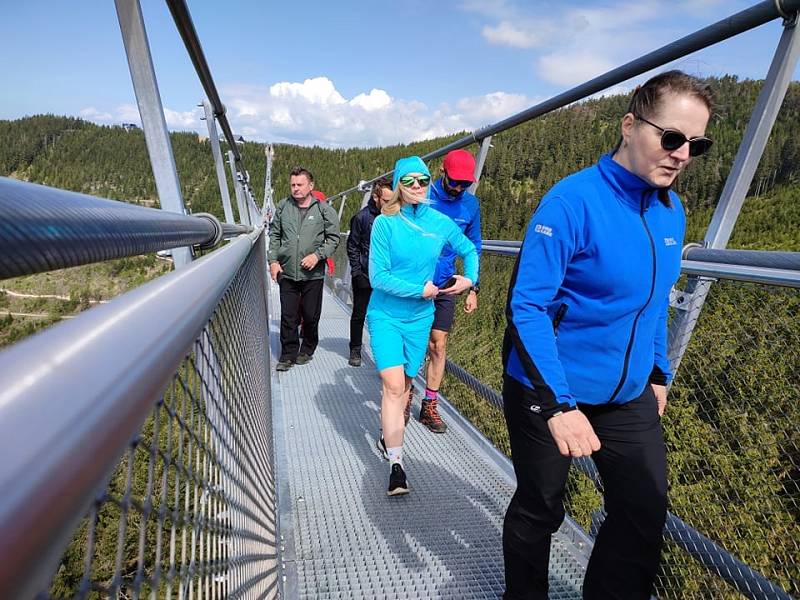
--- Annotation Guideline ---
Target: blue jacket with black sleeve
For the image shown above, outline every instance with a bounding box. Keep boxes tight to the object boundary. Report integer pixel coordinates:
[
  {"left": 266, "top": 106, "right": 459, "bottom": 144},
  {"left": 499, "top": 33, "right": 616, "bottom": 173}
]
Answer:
[
  {"left": 503, "top": 154, "right": 684, "bottom": 414},
  {"left": 429, "top": 179, "right": 482, "bottom": 286}
]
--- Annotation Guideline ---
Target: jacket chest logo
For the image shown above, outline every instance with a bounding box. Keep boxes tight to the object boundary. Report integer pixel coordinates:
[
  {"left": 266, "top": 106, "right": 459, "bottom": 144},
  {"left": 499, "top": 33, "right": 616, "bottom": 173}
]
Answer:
[{"left": 664, "top": 237, "right": 676, "bottom": 246}]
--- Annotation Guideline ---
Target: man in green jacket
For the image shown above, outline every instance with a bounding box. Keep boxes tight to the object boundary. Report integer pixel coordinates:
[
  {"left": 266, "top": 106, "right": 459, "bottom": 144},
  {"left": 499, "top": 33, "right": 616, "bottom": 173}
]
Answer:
[{"left": 269, "top": 166, "right": 340, "bottom": 371}]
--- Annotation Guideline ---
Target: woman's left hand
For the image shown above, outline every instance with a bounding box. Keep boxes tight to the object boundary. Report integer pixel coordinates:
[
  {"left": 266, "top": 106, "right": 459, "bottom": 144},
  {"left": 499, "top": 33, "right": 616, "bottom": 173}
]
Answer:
[
  {"left": 439, "top": 275, "right": 473, "bottom": 296},
  {"left": 651, "top": 383, "right": 667, "bottom": 416}
]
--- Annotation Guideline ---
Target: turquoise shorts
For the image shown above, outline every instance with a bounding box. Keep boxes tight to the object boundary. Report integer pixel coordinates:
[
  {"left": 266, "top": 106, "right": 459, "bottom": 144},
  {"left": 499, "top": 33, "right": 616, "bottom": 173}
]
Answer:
[{"left": 368, "top": 314, "right": 434, "bottom": 377}]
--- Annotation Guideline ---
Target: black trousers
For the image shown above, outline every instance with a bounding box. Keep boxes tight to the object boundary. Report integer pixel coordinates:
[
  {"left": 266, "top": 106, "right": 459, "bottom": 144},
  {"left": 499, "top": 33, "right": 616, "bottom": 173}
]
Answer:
[
  {"left": 502, "top": 375, "right": 667, "bottom": 600},
  {"left": 278, "top": 277, "right": 324, "bottom": 361},
  {"left": 349, "top": 277, "right": 372, "bottom": 350}
]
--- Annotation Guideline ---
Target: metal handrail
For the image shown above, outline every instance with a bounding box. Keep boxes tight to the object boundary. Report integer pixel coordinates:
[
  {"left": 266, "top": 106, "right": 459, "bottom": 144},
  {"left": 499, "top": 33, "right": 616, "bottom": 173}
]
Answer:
[
  {"left": 324, "top": 0, "right": 800, "bottom": 206},
  {"left": 0, "top": 177, "right": 252, "bottom": 280},
  {"left": 165, "top": 0, "right": 241, "bottom": 162},
  {"left": 682, "top": 246, "right": 800, "bottom": 270},
  {"left": 482, "top": 240, "right": 800, "bottom": 288},
  {"left": 0, "top": 228, "right": 263, "bottom": 600}
]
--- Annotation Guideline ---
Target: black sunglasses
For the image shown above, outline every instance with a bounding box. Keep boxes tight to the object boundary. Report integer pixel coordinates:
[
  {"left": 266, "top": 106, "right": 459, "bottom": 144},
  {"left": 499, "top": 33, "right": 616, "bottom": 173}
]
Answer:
[
  {"left": 446, "top": 176, "right": 472, "bottom": 189},
  {"left": 635, "top": 115, "right": 713, "bottom": 157}
]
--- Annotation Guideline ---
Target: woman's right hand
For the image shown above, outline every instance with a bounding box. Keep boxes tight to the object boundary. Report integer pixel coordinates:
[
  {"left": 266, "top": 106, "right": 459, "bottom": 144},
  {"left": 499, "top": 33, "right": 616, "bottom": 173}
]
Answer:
[{"left": 422, "top": 281, "right": 439, "bottom": 299}]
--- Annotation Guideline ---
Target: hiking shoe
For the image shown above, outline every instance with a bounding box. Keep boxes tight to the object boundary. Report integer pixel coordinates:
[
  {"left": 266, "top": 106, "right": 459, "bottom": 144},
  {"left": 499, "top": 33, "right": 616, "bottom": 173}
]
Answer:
[
  {"left": 376, "top": 436, "right": 389, "bottom": 461},
  {"left": 419, "top": 398, "right": 447, "bottom": 433},
  {"left": 387, "top": 463, "right": 409, "bottom": 496},
  {"left": 296, "top": 353, "right": 313, "bottom": 365},
  {"left": 404, "top": 389, "right": 413, "bottom": 426},
  {"left": 348, "top": 347, "right": 362, "bottom": 367},
  {"left": 275, "top": 359, "right": 293, "bottom": 372}
]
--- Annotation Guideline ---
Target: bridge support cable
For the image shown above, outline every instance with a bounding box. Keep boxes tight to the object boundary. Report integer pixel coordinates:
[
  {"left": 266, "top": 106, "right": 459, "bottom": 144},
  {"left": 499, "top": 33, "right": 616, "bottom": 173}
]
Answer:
[
  {"left": 0, "top": 229, "right": 277, "bottom": 598},
  {"left": 202, "top": 99, "right": 236, "bottom": 225},
  {"left": 0, "top": 178, "right": 252, "bottom": 280},
  {"left": 165, "top": 0, "right": 241, "bottom": 162},
  {"left": 114, "top": 0, "right": 193, "bottom": 268}
]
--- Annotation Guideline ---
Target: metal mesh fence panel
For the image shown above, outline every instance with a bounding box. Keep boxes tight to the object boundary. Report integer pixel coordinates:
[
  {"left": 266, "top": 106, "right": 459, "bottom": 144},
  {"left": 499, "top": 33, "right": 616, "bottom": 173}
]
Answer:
[
  {"left": 436, "top": 253, "right": 798, "bottom": 598},
  {"left": 43, "top": 239, "right": 277, "bottom": 599},
  {"left": 656, "top": 279, "right": 800, "bottom": 599}
]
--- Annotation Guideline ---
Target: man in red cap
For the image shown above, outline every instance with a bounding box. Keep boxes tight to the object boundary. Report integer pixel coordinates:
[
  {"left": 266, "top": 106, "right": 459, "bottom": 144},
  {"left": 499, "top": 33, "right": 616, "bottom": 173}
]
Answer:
[{"left": 419, "top": 149, "right": 482, "bottom": 433}]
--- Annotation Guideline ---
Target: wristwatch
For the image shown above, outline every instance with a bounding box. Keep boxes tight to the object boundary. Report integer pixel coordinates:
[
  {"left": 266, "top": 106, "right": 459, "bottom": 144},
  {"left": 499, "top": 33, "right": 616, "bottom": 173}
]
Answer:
[{"left": 470, "top": 284, "right": 480, "bottom": 294}]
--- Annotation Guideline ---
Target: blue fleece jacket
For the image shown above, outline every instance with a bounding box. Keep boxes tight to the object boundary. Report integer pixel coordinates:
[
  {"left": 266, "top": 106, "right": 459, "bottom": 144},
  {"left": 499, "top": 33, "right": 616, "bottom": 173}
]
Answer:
[
  {"left": 503, "top": 154, "right": 685, "bottom": 410},
  {"left": 368, "top": 202, "right": 479, "bottom": 322},
  {"left": 429, "top": 179, "right": 482, "bottom": 286}
]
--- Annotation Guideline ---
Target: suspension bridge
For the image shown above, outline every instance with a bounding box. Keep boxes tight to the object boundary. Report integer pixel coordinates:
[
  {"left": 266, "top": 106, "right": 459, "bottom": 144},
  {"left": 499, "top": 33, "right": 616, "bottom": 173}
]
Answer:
[{"left": 1, "top": 0, "right": 799, "bottom": 598}]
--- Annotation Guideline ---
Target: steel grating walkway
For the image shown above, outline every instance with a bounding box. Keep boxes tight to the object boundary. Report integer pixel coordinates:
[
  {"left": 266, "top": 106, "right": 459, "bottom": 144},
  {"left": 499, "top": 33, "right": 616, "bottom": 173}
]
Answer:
[{"left": 268, "top": 280, "right": 592, "bottom": 599}]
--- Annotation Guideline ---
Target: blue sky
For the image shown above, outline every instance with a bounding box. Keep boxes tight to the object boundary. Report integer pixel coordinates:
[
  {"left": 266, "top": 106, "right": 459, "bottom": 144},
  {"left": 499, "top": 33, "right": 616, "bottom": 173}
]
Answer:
[{"left": 1, "top": 0, "right": 796, "bottom": 147}]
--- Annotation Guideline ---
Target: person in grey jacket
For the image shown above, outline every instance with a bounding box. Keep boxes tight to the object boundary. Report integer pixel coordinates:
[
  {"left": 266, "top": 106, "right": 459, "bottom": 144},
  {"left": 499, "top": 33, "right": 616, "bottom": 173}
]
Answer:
[{"left": 269, "top": 166, "right": 340, "bottom": 371}]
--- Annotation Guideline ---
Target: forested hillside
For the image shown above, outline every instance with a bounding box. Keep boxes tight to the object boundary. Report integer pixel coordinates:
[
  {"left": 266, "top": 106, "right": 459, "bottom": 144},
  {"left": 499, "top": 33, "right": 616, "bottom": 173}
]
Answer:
[{"left": 1, "top": 75, "right": 798, "bottom": 597}]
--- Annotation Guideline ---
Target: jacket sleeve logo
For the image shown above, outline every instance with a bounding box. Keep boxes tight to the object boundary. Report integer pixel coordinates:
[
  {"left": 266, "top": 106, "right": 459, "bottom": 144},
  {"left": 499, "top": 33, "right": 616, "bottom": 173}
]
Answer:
[{"left": 534, "top": 224, "right": 553, "bottom": 237}]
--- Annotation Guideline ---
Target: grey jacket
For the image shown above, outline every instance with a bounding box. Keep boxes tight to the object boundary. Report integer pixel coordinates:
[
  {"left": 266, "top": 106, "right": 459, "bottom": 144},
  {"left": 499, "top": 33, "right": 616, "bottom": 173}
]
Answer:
[{"left": 268, "top": 196, "right": 340, "bottom": 281}]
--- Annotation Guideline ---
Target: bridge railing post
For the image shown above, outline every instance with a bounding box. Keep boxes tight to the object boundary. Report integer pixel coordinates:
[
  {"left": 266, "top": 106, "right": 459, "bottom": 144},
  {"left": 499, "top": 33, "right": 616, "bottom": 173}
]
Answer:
[
  {"left": 202, "top": 99, "right": 236, "bottom": 225},
  {"left": 114, "top": 0, "right": 193, "bottom": 268}
]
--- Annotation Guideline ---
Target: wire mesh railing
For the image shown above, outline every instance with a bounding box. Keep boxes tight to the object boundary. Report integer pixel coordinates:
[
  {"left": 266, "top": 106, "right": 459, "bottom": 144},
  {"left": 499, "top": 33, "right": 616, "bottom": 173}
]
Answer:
[
  {"left": 43, "top": 238, "right": 276, "bottom": 599},
  {"left": 429, "top": 251, "right": 800, "bottom": 599}
]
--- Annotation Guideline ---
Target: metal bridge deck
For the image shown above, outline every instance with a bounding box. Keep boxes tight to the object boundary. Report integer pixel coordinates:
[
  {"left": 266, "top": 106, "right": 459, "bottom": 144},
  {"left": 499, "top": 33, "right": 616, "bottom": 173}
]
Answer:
[{"left": 268, "top": 282, "right": 590, "bottom": 599}]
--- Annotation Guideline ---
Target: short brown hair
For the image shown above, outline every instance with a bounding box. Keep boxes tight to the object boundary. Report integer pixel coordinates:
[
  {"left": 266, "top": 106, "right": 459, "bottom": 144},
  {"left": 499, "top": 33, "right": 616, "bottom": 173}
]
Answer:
[
  {"left": 290, "top": 166, "right": 314, "bottom": 182},
  {"left": 627, "top": 70, "right": 715, "bottom": 120},
  {"left": 371, "top": 176, "right": 392, "bottom": 198}
]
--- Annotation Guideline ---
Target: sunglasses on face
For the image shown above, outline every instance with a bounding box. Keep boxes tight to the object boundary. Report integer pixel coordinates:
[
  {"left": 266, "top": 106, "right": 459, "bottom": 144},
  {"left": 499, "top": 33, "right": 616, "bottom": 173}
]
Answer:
[
  {"left": 446, "top": 176, "right": 472, "bottom": 189},
  {"left": 635, "top": 115, "right": 713, "bottom": 157},
  {"left": 399, "top": 174, "right": 431, "bottom": 187}
]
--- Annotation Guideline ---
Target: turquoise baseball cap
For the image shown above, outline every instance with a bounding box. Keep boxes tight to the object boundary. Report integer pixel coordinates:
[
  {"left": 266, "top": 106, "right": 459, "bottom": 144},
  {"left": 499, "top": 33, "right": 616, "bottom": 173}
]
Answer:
[{"left": 392, "top": 156, "right": 430, "bottom": 190}]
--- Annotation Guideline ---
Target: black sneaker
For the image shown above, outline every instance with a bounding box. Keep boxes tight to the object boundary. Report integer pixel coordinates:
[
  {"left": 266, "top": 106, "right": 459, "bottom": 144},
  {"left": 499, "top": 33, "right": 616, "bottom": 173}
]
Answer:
[
  {"left": 404, "top": 389, "right": 413, "bottom": 426},
  {"left": 419, "top": 398, "right": 447, "bottom": 433},
  {"left": 348, "top": 347, "right": 362, "bottom": 367},
  {"left": 296, "top": 353, "right": 313, "bottom": 365},
  {"left": 275, "top": 359, "right": 293, "bottom": 372},
  {"left": 387, "top": 463, "right": 409, "bottom": 496},
  {"left": 376, "top": 436, "right": 389, "bottom": 461}
]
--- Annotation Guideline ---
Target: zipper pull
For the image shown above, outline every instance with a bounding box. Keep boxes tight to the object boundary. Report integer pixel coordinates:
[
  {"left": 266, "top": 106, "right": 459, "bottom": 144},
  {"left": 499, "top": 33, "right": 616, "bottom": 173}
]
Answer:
[{"left": 553, "top": 303, "right": 569, "bottom": 334}]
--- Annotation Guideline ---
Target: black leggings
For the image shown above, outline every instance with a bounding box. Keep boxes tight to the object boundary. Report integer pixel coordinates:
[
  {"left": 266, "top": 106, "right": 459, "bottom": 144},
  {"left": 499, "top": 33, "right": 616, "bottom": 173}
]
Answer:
[
  {"left": 349, "top": 277, "right": 372, "bottom": 350},
  {"left": 502, "top": 375, "right": 667, "bottom": 600}
]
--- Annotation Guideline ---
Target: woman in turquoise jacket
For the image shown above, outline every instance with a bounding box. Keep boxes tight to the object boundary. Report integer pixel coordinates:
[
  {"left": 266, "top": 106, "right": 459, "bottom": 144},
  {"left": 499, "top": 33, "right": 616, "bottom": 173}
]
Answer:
[{"left": 368, "top": 156, "right": 479, "bottom": 496}]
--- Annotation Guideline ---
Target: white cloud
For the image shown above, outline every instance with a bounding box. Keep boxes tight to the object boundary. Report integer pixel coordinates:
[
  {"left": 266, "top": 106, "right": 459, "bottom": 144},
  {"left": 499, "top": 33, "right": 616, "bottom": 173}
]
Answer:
[
  {"left": 76, "top": 77, "right": 542, "bottom": 148},
  {"left": 456, "top": 91, "right": 535, "bottom": 124},
  {"left": 164, "top": 107, "right": 202, "bottom": 128},
  {"left": 537, "top": 51, "right": 616, "bottom": 87},
  {"left": 269, "top": 76, "right": 346, "bottom": 105},
  {"left": 350, "top": 89, "right": 392, "bottom": 111},
  {"left": 465, "top": 0, "right": 728, "bottom": 88},
  {"left": 77, "top": 104, "right": 201, "bottom": 130},
  {"left": 219, "top": 77, "right": 540, "bottom": 147},
  {"left": 482, "top": 21, "right": 543, "bottom": 48},
  {"left": 79, "top": 107, "right": 113, "bottom": 122}
]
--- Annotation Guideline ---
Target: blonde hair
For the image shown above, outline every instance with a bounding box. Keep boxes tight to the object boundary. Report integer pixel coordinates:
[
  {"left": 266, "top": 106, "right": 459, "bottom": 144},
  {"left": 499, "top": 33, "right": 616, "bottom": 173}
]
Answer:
[
  {"left": 380, "top": 185, "right": 431, "bottom": 215},
  {"left": 381, "top": 186, "right": 404, "bottom": 216}
]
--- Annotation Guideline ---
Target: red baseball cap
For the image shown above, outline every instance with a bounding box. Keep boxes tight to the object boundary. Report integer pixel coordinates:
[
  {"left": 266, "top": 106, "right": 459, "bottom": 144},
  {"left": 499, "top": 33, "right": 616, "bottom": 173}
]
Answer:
[
  {"left": 312, "top": 190, "right": 327, "bottom": 201},
  {"left": 442, "top": 149, "right": 476, "bottom": 182}
]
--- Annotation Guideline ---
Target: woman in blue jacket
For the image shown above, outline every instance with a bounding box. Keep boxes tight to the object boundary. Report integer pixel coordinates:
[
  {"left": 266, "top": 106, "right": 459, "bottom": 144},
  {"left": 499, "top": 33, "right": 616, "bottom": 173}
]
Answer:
[
  {"left": 369, "top": 156, "right": 478, "bottom": 496},
  {"left": 502, "top": 71, "right": 714, "bottom": 599}
]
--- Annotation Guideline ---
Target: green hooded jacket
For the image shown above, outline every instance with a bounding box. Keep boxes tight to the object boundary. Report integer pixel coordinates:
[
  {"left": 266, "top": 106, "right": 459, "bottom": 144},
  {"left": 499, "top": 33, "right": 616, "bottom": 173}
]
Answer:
[{"left": 268, "top": 196, "right": 341, "bottom": 281}]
